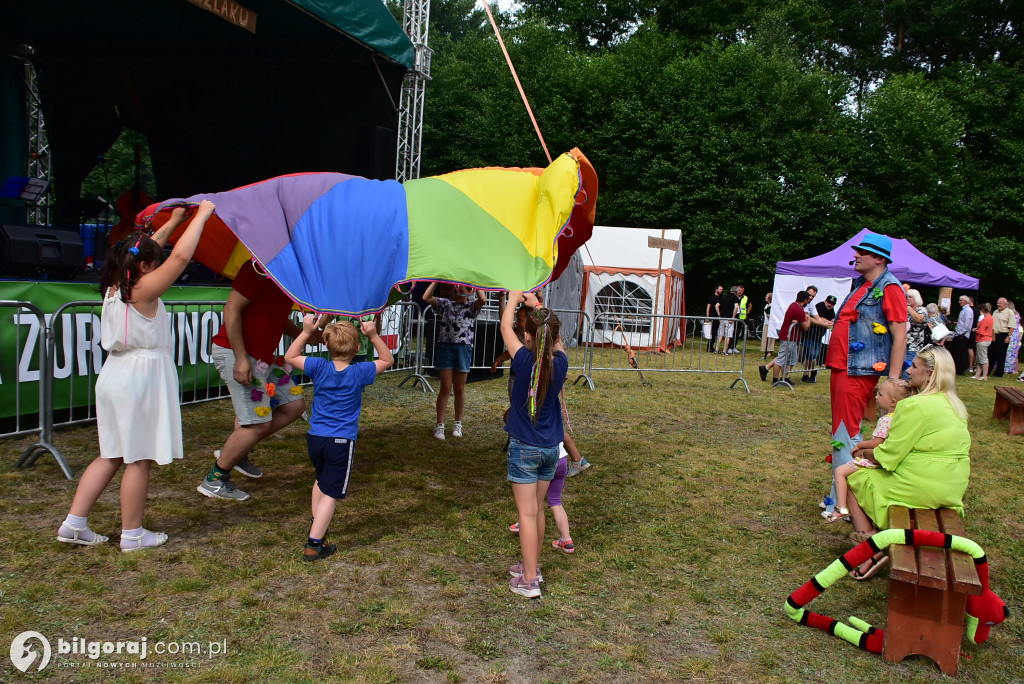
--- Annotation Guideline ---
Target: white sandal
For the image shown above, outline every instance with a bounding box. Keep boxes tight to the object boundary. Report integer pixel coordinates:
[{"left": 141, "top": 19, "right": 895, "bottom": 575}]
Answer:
[
  {"left": 120, "top": 529, "right": 168, "bottom": 553},
  {"left": 57, "top": 523, "right": 109, "bottom": 546}
]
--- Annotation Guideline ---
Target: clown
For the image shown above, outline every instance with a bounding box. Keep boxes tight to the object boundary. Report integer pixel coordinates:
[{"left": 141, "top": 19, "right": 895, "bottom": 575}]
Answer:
[{"left": 822, "top": 233, "right": 907, "bottom": 519}]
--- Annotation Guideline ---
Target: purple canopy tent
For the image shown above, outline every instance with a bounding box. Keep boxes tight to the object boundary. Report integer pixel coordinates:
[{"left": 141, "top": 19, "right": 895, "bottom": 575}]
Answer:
[
  {"left": 766, "top": 229, "right": 978, "bottom": 338},
  {"left": 776, "top": 229, "right": 979, "bottom": 289}
]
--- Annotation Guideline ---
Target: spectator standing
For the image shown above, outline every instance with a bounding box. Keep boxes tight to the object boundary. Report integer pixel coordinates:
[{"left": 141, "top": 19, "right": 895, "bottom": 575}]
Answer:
[
  {"left": 758, "top": 290, "right": 810, "bottom": 382},
  {"left": 760, "top": 293, "right": 776, "bottom": 360},
  {"left": 904, "top": 288, "right": 929, "bottom": 374},
  {"left": 990, "top": 297, "right": 1015, "bottom": 377},
  {"left": 949, "top": 295, "right": 975, "bottom": 374},
  {"left": 716, "top": 286, "right": 740, "bottom": 354},
  {"left": 801, "top": 289, "right": 835, "bottom": 383},
  {"left": 705, "top": 285, "right": 723, "bottom": 352},
  {"left": 1005, "top": 300, "right": 1021, "bottom": 376}
]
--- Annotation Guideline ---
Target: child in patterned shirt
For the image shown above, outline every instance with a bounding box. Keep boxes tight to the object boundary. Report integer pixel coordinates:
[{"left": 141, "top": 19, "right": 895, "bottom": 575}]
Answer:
[{"left": 423, "top": 282, "right": 486, "bottom": 439}]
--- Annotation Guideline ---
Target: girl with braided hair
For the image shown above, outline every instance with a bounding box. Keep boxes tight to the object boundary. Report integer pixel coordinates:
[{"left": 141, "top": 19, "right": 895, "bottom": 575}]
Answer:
[
  {"left": 500, "top": 291, "right": 568, "bottom": 598},
  {"left": 57, "top": 200, "right": 215, "bottom": 552}
]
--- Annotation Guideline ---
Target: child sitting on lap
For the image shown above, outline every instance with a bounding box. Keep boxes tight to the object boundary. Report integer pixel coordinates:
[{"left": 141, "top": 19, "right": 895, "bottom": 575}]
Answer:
[{"left": 825, "top": 378, "right": 914, "bottom": 523}]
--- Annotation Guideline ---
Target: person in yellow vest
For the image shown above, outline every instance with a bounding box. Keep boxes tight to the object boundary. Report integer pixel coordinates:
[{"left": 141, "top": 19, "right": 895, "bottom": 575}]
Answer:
[{"left": 730, "top": 285, "right": 751, "bottom": 353}]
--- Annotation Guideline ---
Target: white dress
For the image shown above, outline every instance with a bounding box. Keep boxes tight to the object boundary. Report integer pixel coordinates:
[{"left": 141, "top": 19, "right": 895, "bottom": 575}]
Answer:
[{"left": 95, "top": 290, "right": 182, "bottom": 465}]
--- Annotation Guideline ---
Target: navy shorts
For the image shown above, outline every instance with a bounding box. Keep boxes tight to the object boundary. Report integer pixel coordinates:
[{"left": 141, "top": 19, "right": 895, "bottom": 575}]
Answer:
[
  {"left": 306, "top": 434, "right": 354, "bottom": 499},
  {"left": 435, "top": 342, "right": 472, "bottom": 372},
  {"left": 506, "top": 437, "right": 559, "bottom": 484}
]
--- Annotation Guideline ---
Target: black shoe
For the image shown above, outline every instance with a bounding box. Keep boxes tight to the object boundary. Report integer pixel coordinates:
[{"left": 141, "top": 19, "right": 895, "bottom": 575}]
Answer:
[
  {"left": 303, "top": 542, "right": 337, "bottom": 562},
  {"left": 801, "top": 376, "right": 813, "bottom": 383},
  {"left": 809, "top": 370, "right": 818, "bottom": 382},
  {"left": 758, "top": 365, "right": 768, "bottom": 382}
]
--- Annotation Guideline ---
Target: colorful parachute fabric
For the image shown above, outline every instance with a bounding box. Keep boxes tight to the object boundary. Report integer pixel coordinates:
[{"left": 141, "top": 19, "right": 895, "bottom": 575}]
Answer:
[{"left": 138, "top": 149, "right": 597, "bottom": 316}]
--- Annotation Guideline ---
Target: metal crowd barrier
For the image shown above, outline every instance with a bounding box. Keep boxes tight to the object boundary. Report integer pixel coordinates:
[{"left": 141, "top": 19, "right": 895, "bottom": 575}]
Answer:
[
  {"left": 2, "top": 300, "right": 72, "bottom": 478},
  {"left": 4, "top": 301, "right": 767, "bottom": 479},
  {"left": 766, "top": 319, "right": 831, "bottom": 390},
  {"left": 587, "top": 313, "right": 750, "bottom": 392}
]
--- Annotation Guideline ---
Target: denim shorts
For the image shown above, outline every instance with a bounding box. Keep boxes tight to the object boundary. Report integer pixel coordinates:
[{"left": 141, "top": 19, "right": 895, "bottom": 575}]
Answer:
[
  {"left": 435, "top": 342, "right": 472, "bottom": 372},
  {"left": 506, "top": 437, "right": 560, "bottom": 484}
]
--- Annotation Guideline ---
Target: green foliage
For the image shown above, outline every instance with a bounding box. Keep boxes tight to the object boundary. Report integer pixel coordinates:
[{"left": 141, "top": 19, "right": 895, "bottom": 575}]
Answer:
[{"left": 422, "top": 0, "right": 1024, "bottom": 306}]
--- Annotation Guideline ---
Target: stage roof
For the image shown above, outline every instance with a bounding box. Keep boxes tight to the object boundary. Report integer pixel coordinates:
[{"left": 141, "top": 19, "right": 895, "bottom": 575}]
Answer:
[{"left": 1, "top": 0, "right": 414, "bottom": 225}]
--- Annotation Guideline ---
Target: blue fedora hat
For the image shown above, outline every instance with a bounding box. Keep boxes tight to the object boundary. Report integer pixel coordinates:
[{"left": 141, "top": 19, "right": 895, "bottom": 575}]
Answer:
[{"left": 855, "top": 232, "right": 893, "bottom": 261}]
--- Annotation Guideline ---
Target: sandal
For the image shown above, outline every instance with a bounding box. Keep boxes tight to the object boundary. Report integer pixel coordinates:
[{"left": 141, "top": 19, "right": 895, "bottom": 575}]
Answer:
[
  {"left": 823, "top": 507, "right": 849, "bottom": 523},
  {"left": 850, "top": 554, "right": 889, "bottom": 581},
  {"left": 57, "top": 523, "right": 109, "bottom": 546},
  {"left": 849, "top": 530, "right": 879, "bottom": 544},
  {"left": 120, "top": 529, "right": 168, "bottom": 553}
]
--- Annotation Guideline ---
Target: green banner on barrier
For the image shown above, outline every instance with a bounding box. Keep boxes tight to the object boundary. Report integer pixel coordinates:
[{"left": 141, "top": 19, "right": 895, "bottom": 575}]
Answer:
[{"left": 0, "top": 281, "right": 231, "bottom": 421}]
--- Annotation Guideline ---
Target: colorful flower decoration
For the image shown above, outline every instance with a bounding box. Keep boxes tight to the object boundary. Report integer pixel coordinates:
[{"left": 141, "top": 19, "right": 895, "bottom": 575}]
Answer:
[
  {"left": 872, "top": 322, "right": 887, "bottom": 334},
  {"left": 275, "top": 355, "right": 285, "bottom": 366},
  {"left": 250, "top": 377, "right": 262, "bottom": 387},
  {"left": 277, "top": 374, "right": 291, "bottom": 386},
  {"left": 254, "top": 406, "right": 271, "bottom": 417},
  {"left": 903, "top": 359, "right": 912, "bottom": 370},
  {"left": 250, "top": 389, "right": 263, "bottom": 402},
  {"left": 850, "top": 342, "right": 865, "bottom": 352},
  {"left": 266, "top": 382, "right": 277, "bottom": 398},
  {"left": 871, "top": 287, "right": 883, "bottom": 300},
  {"left": 255, "top": 360, "right": 270, "bottom": 375},
  {"left": 825, "top": 454, "right": 833, "bottom": 464},
  {"left": 269, "top": 398, "right": 280, "bottom": 409},
  {"left": 283, "top": 363, "right": 293, "bottom": 373},
  {"left": 872, "top": 361, "right": 887, "bottom": 371},
  {"left": 290, "top": 386, "right": 303, "bottom": 395},
  {"left": 272, "top": 366, "right": 286, "bottom": 378}
]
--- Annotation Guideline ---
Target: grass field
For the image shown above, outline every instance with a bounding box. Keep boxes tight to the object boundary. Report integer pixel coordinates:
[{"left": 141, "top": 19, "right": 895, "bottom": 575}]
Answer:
[{"left": 2, "top": 348, "right": 1022, "bottom": 683}]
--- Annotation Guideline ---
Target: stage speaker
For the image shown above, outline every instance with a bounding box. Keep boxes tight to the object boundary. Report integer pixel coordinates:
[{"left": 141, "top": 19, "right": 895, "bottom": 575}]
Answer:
[{"left": 0, "top": 224, "right": 84, "bottom": 280}]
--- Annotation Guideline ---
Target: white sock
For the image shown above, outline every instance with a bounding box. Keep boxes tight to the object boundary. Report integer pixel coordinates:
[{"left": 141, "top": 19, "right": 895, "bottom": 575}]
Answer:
[{"left": 64, "top": 514, "right": 88, "bottom": 528}]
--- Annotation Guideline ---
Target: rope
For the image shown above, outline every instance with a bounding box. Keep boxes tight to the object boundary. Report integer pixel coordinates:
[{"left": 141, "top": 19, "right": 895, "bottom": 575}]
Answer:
[{"left": 481, "top": 2, "right": 552, "bottom": 164}]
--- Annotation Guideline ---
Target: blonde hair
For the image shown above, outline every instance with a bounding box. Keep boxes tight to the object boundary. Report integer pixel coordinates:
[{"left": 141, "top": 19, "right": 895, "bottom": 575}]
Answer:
[
  {"left": 322, "top": 320, "right": 360, "bottom": 360},
  {"left": 914, "top": 346, "right": 967, "bottom": 420},
  {"left": 906, "top": 289, "right": 923, "bottom": 308},
  {"left": 878, "top": 377, "right": 914, "bottom": 403}
]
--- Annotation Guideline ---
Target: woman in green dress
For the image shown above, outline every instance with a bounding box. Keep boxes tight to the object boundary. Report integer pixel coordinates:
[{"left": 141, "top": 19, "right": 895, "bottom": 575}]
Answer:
[{"left": 845, "top": 345, "right": 971, "bottom": 579}]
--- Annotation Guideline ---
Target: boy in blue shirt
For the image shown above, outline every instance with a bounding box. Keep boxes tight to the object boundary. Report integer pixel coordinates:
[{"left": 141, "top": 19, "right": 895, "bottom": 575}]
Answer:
[{"left": 285, "top": 314, "right": 393, "bottom": 561}]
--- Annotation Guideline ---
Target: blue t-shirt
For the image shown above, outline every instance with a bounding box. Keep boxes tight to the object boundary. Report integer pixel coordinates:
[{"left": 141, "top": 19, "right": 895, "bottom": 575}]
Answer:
[
  {"left": 504, "top": 347, "right": 568, "bottom": 447},
  {"left": 304, "top": 357, "right": 378, "bottom": 439}
]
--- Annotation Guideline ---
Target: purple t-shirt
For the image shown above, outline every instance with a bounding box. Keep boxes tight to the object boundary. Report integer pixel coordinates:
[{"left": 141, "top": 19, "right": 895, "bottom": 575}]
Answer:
[{"left": 435, "top": 298, "right": 480, "bottom": 345}]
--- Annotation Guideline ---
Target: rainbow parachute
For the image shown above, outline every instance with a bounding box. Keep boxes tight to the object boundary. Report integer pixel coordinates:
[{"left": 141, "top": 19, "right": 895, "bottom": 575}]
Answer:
[{"left": 138, "top": 149, "right": 597, "bottom": 315}]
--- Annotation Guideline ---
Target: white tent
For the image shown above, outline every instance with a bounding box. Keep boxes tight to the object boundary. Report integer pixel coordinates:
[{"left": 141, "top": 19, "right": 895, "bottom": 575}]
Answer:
[{"left": 580, "top": 226, "right": 685, "bottom": 350}]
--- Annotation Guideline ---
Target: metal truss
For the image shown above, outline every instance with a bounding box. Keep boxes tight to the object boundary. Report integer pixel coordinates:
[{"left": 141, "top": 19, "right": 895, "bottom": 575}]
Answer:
[
  {"left": 396, "top": 0, "right": 431, "bottom": 182},
  {"left": 23, "top": 53, "right": 52, "bottom": 225}
]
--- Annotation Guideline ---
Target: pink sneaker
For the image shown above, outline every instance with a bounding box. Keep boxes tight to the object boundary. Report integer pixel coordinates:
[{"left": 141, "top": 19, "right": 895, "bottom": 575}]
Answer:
[{"left": 508, "top": 522, "right": 519, "bottom": 533}]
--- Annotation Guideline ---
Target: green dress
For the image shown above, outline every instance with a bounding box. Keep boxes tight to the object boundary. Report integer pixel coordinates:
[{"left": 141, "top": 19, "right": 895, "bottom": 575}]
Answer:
[{"left": 848, "top": 392, "right": 971, "bottom": 529}]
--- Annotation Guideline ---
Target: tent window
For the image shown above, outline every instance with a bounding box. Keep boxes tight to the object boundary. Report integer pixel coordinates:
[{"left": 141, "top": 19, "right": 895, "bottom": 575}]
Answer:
[{"left": 594, "top": 281, "right": 652, "bottom": 332}]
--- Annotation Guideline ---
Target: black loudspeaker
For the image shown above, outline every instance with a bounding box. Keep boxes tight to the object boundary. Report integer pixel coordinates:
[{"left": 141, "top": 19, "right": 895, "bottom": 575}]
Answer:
[{"left": 0, "top": 224, "right": 84, "bottom": 280}]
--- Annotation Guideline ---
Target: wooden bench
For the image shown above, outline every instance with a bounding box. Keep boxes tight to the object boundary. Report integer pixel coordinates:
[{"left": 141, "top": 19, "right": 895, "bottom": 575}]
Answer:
[
  {"left": 993, "top": 386, "right": 1024, "bottom": 435},
  {"left": 884, "top": 506, "right": 982, "bottom": 675}
]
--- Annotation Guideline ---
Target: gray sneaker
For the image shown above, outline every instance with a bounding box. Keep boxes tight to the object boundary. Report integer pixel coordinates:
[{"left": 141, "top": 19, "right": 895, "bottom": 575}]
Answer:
[
  {"left": 566, "top": 458, "right": 591, "bottom": 477},
  {"left": 214, "top": 450, "right": 262, "bottom": 479},
  {"left": 197, "top": 477, "right": 251, "bottom": 501},
  {"left": 233, "top": 455, "right": 263, "bottom": 479}
]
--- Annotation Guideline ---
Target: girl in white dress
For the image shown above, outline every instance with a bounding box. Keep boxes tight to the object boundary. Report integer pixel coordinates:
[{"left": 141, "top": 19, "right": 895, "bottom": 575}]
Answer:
[{"left": 57, "top": 200, "right": 216, "bottom": 552}]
